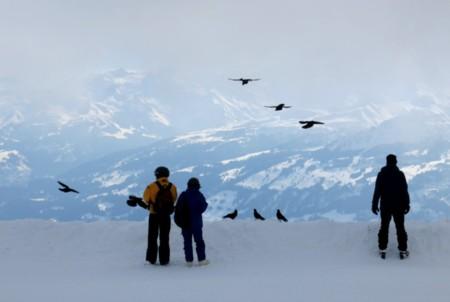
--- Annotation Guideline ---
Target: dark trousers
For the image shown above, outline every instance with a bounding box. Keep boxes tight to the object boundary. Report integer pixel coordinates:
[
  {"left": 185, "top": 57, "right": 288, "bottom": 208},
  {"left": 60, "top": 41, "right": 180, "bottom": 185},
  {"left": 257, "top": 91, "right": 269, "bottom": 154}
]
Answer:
[
  {"left": 182, "top": 228, "right": 206, "bottom": 262},
  {"left": 378, "top": 209, "right": 408, "bottom": 251},
  {"left": 146, "top": 214, "right": 171, "bottom": 265}
]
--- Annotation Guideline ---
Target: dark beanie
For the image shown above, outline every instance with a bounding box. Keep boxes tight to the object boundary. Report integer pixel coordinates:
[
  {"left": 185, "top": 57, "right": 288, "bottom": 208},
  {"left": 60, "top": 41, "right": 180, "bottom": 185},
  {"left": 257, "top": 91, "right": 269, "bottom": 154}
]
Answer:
[
  {"left": 187, "top": 177, "right": 201, "bottom": 189},
  {"left": 386, "top": 154, "right": 397, "bottom": 166}
]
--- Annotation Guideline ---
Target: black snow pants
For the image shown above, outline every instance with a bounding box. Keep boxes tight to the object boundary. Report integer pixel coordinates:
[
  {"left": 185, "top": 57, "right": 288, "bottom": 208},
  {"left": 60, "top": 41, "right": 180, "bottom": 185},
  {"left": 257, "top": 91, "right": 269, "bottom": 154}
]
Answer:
[
  {"left": 146, "top": 213, "right": 171, "bottom": 265},
  {"left": 378, "top": 209, "right": 408, "bottom": 251}
]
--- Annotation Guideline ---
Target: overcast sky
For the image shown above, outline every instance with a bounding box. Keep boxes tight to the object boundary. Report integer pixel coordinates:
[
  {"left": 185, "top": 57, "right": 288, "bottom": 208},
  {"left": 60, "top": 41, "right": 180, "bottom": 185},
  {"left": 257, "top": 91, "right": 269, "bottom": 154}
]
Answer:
[{"left": 1, "top": 0, "right": 450, "bottom": 109}]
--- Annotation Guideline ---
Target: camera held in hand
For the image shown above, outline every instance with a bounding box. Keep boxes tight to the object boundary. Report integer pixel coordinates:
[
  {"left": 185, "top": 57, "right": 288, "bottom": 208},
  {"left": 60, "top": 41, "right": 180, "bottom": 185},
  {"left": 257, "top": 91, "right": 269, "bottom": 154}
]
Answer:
[{"left": 126, "top": 195, "right": 149, "bottom": 209}]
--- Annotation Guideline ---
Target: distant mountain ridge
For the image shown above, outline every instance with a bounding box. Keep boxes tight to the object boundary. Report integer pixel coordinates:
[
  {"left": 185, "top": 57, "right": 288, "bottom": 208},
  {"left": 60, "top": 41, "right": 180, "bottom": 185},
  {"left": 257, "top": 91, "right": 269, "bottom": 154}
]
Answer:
[
  {"left": 1, "top": 72, "right": 450, "bottom": 221},
  {"left": 0, "top": 69, "right": 267, "bottom": 178},
  {"left": 2, "top": 104, "right": 450, "bottom": 221}
]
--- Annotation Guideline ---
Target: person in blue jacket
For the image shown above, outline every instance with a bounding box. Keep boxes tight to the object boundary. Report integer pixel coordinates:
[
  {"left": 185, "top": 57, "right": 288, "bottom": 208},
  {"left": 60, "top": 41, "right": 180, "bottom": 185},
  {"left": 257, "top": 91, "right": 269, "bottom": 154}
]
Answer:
[{"left": 175, "top": 177, "right": 209, "bottom": 266}]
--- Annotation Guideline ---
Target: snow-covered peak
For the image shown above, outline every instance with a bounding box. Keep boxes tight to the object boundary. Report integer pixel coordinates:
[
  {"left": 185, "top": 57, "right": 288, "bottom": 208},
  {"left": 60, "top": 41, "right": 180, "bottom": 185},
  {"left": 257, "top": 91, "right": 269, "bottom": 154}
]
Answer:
[
  {"left": 102, "top": 68, "right": 146, "bottom": 87},
  {"left": 0, "top": 110, "right": 24, "bottom": 129},
  {"left": 211, "top": 90, "right": 268, "bottom": 123},
  {"left": 0, "top": 149, "right": 31, "bottom": 186}
]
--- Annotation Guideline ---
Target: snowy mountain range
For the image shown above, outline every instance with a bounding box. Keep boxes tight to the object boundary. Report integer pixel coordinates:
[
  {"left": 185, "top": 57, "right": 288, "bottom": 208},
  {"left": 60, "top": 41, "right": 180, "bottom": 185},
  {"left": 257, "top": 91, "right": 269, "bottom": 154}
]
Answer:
[
  {"left": 1, "top": 71, "right": 450, "bottom": 221},
  {"left": 0, "top": 69, "right": 267, "bottom": 178}
]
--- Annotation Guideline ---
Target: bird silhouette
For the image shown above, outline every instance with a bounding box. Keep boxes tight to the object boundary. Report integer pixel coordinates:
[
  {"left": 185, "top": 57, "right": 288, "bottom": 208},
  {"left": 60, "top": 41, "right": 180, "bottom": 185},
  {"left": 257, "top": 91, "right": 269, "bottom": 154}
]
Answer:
[
  {"left": 264, "top": 103, "right": 292, "bottom": 111},
  {"left": 57, "top": 181, "right": 79, "bottom": 194},
  {"left": 299, "top": 120, "right": 325, "bottom": 129},
  {"left": 276, "top": 209, "right": 288, "bottom": 222},
  {"left": 253, "top": 209, "right": 265, "bottom": 221},
  {"left": 223, "top": 209, "right": 238, "bottom": 220},
  {"left": 229, "top": 78, "right": 260, "bottom": 85}
]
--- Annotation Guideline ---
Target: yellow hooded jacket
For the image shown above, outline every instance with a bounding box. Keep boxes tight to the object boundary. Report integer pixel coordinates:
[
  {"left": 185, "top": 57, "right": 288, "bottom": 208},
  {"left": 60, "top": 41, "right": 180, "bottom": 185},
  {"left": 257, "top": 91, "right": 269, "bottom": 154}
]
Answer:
[{"left": 143, "top": 177, "right": 178, "bottom": 214}]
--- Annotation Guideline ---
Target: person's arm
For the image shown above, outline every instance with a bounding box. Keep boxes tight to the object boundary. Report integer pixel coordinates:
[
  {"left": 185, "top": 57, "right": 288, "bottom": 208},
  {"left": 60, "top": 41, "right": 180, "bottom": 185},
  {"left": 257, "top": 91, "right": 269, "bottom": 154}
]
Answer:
[
  {"left": 175, "top": 192, "right": 185, "bottom": 209},
  {"left": 199, "top": 193, "right": 208, "bottom": 213},
  {"left": 371, "top": 173, "right": 382, "bottom": 214},
  {"left": 401, "top": 172, "right": 410, "bottom": 213},
  {"left": 170, "top": 184, "right": 178, "bottom": 204}
]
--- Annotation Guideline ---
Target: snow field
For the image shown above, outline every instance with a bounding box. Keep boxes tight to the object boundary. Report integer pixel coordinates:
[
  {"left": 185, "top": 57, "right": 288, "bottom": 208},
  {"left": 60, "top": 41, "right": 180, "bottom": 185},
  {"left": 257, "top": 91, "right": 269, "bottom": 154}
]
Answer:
[{"left": 1, "top": 219, "right": 450, "bottom": 302}]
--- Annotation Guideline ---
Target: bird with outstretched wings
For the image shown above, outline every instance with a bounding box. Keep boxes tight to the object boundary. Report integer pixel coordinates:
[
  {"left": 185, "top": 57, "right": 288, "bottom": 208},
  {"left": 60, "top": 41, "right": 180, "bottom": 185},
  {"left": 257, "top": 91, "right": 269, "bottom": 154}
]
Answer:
[
  {"left": 57, "top": 181, "right": 79, "bottom": 194},
  {"left": 229, "top": 78, "right": 260, "bottom": 85},
  {"left": 299, "top": 120, "right": 325, "bottom": 129},
  {"left": 264, "top": 103, "right": 292, "bottom": 111}
]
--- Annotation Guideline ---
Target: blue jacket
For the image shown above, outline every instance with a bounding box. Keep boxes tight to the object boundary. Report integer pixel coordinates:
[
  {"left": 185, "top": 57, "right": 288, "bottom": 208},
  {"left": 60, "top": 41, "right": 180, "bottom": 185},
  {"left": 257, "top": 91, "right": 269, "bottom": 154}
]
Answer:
[{"left": 176, "top": 188, "right": 208, "bottom": 230}]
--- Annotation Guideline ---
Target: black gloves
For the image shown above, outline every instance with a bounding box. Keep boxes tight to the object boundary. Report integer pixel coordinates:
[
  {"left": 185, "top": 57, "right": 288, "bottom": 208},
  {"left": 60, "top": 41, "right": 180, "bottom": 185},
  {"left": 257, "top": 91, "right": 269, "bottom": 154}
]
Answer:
[
  {"left": 372, "top": 205, "right": 379, "bottom": 215},
  {"left": 126, "top": 195, "right": 149, "bottom": 209},
  {"left": 371, "top": 205, "right": 410, "bottom": 215},
  {"left": 137, "top": 199, "right": 149, "bottom": 210},
  {"left": 404, "top": 205, "right": 410, "bottom": 214}
]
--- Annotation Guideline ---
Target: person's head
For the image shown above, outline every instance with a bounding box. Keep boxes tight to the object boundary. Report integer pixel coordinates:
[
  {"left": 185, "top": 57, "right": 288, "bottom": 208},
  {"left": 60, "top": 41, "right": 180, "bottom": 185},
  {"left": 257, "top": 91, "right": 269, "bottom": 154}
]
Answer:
[
  {"left": 154, "top": 166, "right": 170, "bottom": 179},
  {"left": 187, "top": 177, "right": 201, "bottom": 190},
  {"left": 386, "top": 154, "right": 397, "bottom": 167}
]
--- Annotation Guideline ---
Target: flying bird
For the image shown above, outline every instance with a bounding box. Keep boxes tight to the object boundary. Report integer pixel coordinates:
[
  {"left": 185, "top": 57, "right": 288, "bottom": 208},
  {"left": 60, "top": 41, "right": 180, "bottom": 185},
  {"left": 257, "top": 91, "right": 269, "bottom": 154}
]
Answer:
[
  {"left": 276, "top": 209, "right": 288, "bottom": 222},
  {"left": 264, "top": 103, "right": 292, "bottom": 111},
  {"left": 57, "top": 181, "right": 79, "bottom": 194},
  {"left": 253, "top": 209, "right": 265, "bottom": 221},
  {"left": 299, "top": 120, "right": 325, "bottom": 129},
  {"left": 223, "top": 209, "right": 238, "bottom": 220},
  {"left": 229, "top": 78, "right": 260, "bottom": 85}
]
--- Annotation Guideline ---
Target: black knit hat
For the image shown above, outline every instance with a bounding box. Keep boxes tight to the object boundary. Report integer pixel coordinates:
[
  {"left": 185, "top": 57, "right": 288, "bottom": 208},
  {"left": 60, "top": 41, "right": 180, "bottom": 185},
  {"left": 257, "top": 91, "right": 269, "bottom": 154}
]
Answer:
[
  {"left": 187, "top": 177, "right": 201, "bottom": 189},
  {"left": 386, "top": 154, "right": 397, "bottom": 166},
  {"left": 154, "top": 166, "right": 170, "bottom": 178}
]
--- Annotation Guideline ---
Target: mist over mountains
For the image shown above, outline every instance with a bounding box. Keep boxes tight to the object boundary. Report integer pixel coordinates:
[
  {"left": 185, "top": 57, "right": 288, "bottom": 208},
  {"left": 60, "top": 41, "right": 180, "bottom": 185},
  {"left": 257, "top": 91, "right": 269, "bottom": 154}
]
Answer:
[{"left": 1, "top": 69, "right": 450, "bottom": 221}]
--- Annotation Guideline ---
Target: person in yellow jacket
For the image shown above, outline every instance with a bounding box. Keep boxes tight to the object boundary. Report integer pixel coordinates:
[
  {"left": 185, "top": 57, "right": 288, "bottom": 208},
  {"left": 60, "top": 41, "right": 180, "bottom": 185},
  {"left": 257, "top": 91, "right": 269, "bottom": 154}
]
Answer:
[{"left": 143, "top": 166, "right": 177, "bottom": 265}]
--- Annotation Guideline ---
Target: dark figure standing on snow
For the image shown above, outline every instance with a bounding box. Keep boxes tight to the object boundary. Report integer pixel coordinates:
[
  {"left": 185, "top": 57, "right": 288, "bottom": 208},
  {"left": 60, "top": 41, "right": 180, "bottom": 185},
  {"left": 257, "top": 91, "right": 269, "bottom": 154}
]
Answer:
[
  {"left": 174, "top": 177, "right": 209, "bottom": 266},
  {"left": 143, "top": 166, "right": 178, "bottom": 265},
  {"left": 372, "top": 154, "right": 410, "bottom": 259}
]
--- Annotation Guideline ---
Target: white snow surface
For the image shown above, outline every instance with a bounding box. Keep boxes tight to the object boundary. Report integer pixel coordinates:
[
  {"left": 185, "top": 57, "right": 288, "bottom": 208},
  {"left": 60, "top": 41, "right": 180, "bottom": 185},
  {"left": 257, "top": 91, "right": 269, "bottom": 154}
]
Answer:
[
  {"left": 0, "top": 149, "right": 20, "bottom": 163},
  {"left": 402, "top": 151, "right": 450, "bottom": 181},
  {"left": 92, "top": 170, "right": 140, "bottom": 188},
  {"left": 1, "top": 220, "right": 450, "bottom": 302},
  {"left": 221, "top": 150, "right": 272, "bottom": 165}
]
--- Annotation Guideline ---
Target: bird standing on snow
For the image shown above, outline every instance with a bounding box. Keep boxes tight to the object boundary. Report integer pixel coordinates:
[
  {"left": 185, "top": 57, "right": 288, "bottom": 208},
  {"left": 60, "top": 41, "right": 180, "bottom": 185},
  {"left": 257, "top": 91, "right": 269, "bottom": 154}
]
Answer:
[
  {"left": 229, "top": 78, "right": 260, "bottom": 85},
  {"left": 276, "top": 209, "right": 288, "bottom": 222},
  {"left": 264, "top": 103, "right": 292, "bottom": 111},
  {"left": 253, "top": 209, "right": 265, "bottom": 221},
  {"left": 223, "top": 209, "right": 238, "bottom": 220},
  {"left": 299, "top": 120, "right": 325, "bottom": 129},
  {"left": 57, "top": 181, "right": 79, "bottom": 194}
]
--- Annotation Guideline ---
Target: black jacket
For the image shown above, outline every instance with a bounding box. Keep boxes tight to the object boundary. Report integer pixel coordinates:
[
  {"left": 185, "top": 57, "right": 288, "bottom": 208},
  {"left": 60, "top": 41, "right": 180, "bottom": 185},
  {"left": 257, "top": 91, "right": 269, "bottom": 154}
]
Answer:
[{"left": 372, "top": 165, "right": 410, "bottom": 211}]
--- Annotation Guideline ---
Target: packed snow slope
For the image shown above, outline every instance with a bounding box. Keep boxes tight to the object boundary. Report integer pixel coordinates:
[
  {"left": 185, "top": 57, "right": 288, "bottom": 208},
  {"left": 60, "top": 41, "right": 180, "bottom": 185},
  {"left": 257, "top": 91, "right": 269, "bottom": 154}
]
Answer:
[{"left": 1, "top": 220, "right": 450, "bottom": 302}]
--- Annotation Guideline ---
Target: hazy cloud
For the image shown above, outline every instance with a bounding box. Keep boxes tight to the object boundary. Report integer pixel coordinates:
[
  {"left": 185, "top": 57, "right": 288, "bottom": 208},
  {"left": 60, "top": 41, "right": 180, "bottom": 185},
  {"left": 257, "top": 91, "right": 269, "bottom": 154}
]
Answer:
[{"left": 1, "top": 0, "right": 450, "bottom": 108}]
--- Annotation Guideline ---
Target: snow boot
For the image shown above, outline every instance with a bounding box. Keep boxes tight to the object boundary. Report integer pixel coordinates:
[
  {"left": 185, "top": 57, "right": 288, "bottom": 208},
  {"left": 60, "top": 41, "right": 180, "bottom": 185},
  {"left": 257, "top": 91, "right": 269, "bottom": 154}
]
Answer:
[
  {"left": 198, "top": 259, "right": 210, "bottom": 266},
  {"left": 186, "top": 261, "right": 193, "bottom": 267},
  {"left": 399, "top": 250, "right": 409, "bottom": 260}
]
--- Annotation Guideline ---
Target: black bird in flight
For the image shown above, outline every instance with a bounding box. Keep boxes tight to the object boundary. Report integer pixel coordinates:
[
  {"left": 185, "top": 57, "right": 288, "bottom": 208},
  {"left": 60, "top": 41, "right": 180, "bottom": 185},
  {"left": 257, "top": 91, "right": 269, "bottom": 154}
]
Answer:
[
  {"left": 253, "top": 209, "right": 265, "bottom": 221},
  {"left": 299, "top": 120, "right": 325, "bottom": 129},
  {"left": 223, "top": 209, "right": 238, "bottom": 220},
  {"left": 57, "top": 181, "right": 79, "bottom": 194},
  {"left": 229, "top": 78, "right": 260, "bottom": 85},
  {"left": 264, "top": 103, "right": 292, "bottom": 111},
  {"left": 276, "top": 209, "right": 288, "bottom": 222}
]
